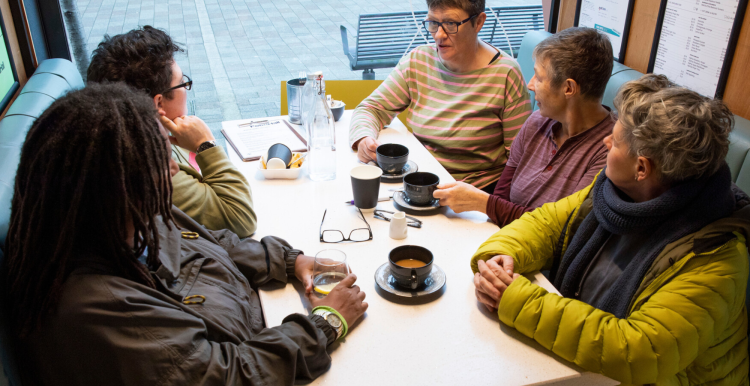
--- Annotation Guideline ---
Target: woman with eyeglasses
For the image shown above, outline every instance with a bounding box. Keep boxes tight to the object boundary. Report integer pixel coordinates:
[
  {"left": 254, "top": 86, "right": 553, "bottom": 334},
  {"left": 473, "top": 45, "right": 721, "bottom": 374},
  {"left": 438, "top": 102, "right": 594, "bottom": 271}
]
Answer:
[{"left": 349, "top": 0, "right": 532, "bottom": 194}]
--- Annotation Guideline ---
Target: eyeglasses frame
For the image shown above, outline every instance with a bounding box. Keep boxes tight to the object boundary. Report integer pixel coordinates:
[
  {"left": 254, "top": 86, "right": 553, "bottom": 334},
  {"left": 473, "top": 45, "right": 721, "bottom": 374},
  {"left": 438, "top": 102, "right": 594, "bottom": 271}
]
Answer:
[
  {"left": 372, "top": 209, "right": 422, "bottom": 228},
  {"left": 319, "top": 208, "right": 374, "bottom": 243},
  {"left": 422, "top": 14, "right": 479, "bottom": 35},
  {"left": 158, "top": 74, "right": 193, "bottom": 95}
]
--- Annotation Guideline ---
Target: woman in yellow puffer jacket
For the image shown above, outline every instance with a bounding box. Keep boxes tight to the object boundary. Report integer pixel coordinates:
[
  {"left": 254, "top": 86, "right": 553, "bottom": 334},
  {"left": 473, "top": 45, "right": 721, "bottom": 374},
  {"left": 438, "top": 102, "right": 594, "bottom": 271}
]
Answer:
[{"left": 471, "top": 74, "right": 749, "bottom": 385}]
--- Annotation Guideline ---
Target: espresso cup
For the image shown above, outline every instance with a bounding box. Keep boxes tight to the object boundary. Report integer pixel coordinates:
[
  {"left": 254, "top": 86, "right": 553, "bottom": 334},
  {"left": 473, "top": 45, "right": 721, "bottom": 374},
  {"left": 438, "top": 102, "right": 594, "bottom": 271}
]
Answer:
[
  {"left": 376, "top": 143, "right": 409, "bottom": 174},
  {"left": 267, "top": 143, "right": 292, "bottom": 169},
  {"left": 388, "top": 245, "right": 433, "bottom": 290},
  {"left": 403, "top": 172, "right": 440, "bottom": 206},
  {"left": 350, "top": 165, "right": 383, "bottom": 211}
]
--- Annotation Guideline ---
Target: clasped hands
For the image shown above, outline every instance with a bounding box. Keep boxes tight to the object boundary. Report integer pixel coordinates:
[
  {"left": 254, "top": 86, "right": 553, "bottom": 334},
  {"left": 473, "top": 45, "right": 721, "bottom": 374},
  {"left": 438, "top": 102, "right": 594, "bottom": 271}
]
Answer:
[{"left": 474, "top": 255, "right": 520, "bottom": 312}]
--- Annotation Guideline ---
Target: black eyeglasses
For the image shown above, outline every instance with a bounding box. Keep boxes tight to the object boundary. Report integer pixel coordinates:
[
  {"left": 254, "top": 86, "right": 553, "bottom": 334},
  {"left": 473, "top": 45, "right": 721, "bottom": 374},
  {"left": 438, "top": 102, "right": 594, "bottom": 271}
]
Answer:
[
  {"left": 320, "top": 208, "right": 373, "bottom": 243},
  {"left": 422, "top": 14, "right": 478, "bottom": 34},
  {"left": 159, "top": 74, "right": 192, "bottom": 95}
]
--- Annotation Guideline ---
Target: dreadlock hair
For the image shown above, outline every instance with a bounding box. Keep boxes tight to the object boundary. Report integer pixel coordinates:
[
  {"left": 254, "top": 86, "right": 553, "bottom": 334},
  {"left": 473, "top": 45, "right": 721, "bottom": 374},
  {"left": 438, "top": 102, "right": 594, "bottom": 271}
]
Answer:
[{"left": 2, "top": 82, "right": 174, "bottom": 337}]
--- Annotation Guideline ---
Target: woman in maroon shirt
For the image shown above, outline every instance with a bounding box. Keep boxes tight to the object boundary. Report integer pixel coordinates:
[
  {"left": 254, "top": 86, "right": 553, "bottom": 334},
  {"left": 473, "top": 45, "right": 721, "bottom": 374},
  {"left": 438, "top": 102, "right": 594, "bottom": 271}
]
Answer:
[{"left": 434, "top": 28, "right": 616, "bottom": 227}]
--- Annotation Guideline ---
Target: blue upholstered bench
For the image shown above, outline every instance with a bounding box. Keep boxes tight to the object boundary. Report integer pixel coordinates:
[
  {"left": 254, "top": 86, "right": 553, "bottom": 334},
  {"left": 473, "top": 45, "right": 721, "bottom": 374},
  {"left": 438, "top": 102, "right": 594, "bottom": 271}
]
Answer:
[{"left": 0, "top": 58, "right": 82, "bottom": 386}]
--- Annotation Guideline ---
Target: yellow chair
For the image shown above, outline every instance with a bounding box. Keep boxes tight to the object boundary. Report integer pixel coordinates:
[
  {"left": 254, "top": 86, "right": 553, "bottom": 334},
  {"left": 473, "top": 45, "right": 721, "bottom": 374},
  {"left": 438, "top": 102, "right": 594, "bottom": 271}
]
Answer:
[{"left": 280, "top": 80, "right": 408, "bottom": 129}]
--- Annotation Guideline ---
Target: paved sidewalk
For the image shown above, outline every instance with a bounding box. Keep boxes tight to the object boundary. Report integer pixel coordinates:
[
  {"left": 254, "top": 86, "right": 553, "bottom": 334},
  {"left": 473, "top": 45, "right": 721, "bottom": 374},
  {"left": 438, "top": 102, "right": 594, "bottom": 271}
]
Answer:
[{"left": 72, "top": 0, "right": 541, "bottom": 142}]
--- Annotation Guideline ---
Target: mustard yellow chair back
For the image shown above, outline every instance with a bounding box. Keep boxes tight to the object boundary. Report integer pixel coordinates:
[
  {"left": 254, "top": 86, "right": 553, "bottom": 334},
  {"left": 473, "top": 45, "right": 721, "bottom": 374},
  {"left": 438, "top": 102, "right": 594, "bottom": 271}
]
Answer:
[{"left": 280, "top": 80, "right": 407, "bottom": 127}]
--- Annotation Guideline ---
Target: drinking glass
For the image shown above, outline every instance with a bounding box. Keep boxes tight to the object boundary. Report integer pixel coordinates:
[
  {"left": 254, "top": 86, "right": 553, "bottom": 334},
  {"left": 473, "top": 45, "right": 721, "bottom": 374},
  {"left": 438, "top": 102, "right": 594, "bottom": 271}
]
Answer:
[{"left": 313, "top": 249, "right": 349, "bottom": 298}]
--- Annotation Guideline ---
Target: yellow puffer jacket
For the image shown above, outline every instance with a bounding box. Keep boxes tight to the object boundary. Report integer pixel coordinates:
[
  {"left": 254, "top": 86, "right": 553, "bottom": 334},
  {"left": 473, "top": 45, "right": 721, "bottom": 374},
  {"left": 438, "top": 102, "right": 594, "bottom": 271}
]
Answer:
[{"left": 471, "top": 175, "right": 750, "bottom": 385}]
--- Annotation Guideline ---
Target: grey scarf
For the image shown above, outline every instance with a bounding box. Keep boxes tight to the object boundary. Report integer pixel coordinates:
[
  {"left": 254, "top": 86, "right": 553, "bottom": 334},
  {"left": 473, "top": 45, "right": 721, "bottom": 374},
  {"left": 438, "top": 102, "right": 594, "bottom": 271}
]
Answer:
[{"left": 552, "top": 164, "right": 735, "bottom": 318}]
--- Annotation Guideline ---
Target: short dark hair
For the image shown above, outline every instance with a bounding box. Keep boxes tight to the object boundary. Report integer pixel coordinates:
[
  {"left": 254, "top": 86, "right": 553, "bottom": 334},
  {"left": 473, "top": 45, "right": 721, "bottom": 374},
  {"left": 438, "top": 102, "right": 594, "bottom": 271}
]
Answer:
[
  {"left": 533, "top": 27, "right": 613, "bottom": 100},
  {"left": 425, "top": 0, "right": 485, "bottom": 19},
  {"left": 2, "top": 83, "right": 174, "bottom": 337},
  {"left": 87, "top": 26, "right": 183, "bottom": 98}
]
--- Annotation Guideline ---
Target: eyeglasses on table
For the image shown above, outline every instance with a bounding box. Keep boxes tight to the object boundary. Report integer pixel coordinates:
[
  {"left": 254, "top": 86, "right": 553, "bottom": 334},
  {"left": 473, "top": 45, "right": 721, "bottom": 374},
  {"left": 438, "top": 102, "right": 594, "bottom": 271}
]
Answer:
[
  {"left": 373, "top": 209, "right": 422, "bottom": 228},
  {"left": 320, "top": 208, "right": 373, "bottom": 243}
]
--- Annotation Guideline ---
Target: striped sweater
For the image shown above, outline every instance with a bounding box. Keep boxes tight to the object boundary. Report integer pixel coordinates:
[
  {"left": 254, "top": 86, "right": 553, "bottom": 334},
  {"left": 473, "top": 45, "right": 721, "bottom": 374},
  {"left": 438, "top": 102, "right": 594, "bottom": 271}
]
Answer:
[{"left": 349, "top": 44, "right": 532, "bottom": 188}]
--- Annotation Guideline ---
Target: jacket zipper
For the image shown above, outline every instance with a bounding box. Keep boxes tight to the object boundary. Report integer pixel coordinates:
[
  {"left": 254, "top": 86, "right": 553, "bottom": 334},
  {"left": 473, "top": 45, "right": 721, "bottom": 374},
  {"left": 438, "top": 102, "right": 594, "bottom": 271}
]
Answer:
[{"left": 575, "top": 234, "right": 612, "bottom": 298}]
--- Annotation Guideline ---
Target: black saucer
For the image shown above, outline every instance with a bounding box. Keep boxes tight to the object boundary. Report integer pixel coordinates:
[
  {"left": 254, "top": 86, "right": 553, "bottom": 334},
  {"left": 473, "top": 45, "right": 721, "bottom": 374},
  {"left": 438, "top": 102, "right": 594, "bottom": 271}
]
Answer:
[
  {"left": 380, "top": 160, "right": 418, "bottom": 182},
  {"left": 374, "top": 263, "right": 446, "bottom": 298},
  {"left": 392, "top": 191, "right": 440, "bottom": 213}
]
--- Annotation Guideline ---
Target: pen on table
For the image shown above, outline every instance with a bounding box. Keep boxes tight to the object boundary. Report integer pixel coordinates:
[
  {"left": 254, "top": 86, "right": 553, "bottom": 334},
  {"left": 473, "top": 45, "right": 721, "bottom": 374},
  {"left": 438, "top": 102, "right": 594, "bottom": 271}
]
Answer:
[{"left": 345, "top": 196, "right": 390, "bottom": 205}]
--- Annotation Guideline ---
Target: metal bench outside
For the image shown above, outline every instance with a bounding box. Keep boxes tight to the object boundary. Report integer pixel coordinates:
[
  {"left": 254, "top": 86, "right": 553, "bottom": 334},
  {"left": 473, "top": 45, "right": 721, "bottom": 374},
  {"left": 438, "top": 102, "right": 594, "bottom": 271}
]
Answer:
[{"left": 340, "top": 5, "right": 544, "bottom": 79}]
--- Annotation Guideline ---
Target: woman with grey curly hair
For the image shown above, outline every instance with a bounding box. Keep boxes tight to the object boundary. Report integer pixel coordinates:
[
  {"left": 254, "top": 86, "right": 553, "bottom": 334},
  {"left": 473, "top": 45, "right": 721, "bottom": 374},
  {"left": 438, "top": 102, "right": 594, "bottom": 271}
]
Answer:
[{"left": 471, "top": 74, "right": 749, "bottom": 384}]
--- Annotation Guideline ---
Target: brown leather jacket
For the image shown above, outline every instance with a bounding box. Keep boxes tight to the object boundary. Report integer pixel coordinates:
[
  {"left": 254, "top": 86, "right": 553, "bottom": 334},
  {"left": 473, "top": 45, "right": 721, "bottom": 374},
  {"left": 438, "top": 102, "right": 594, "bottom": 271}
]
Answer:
[{"left": 18, "top": 207, "right": 335, "bottom": 385}]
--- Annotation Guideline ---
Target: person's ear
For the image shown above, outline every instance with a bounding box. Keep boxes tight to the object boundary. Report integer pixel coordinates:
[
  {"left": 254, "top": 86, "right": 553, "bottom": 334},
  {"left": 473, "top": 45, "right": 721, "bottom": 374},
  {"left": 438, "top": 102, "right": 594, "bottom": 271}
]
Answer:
[
  {"left": 563, "top": 79, "right": 579, "bottom": 99},
  {"left": 635, "top": 156, "right": 654, "bottom": 182},
  {"left": 474, "top": 12, "right": 487, "bottom": 31},
  {"left": 153, "top": 94, "right": 166, "bottom": 116}
]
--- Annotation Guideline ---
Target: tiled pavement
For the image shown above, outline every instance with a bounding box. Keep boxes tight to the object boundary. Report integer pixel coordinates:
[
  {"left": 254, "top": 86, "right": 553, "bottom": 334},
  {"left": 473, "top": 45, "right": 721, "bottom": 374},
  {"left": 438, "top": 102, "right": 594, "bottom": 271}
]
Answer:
[{"left": 70, "top": 0, "right": 541, "bottom": 144}]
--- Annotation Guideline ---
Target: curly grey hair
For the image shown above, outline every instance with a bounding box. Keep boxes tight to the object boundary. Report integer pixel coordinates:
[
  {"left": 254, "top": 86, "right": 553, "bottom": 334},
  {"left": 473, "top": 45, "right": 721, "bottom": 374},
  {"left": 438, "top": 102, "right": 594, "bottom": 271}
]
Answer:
[{"left": 613, "top": 74, "right": 733, "bottom": 185}]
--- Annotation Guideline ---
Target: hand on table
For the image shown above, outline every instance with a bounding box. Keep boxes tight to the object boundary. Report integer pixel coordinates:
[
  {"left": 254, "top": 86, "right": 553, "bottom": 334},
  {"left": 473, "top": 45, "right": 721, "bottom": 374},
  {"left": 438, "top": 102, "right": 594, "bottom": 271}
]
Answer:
[
  {"left": 293, "top": 254, "right": 316, "bottom": 293},
  {"left": 308, "top": 274, "right": 368, "bottom": 328},
  {"left": 159, "top": 114, "right": 215, "bottom": 153},
  {"left": 433, "top": 181, "right": 490, "bottom": 213},
  {"left": 354, "top": 136, "right": 380, "bottom": 163},
  {"left": 474, "top": 255, "right": 519, "bottom": 312}
]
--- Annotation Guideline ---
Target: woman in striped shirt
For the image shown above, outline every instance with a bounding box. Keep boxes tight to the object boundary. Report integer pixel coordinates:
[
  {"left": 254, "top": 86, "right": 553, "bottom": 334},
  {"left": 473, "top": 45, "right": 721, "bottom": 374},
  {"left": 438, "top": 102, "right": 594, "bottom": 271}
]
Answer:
[{"left": 349, "top": 0, "right": 532, "bottom": 192}]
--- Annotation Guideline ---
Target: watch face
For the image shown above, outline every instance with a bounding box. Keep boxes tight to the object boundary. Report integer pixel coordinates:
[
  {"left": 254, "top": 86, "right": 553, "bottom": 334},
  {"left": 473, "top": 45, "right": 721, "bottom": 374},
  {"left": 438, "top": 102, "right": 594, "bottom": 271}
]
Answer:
[{"left": 327, "top": 314, "right": 342, "bottom": 328}]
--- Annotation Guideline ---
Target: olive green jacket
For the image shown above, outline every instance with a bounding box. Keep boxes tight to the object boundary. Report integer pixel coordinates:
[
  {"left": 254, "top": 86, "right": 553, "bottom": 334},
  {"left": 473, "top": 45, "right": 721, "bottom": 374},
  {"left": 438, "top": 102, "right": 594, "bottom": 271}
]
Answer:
[
  {"left": 172, "top": 146, "right": 257, "bottom": 238},
  {"left": 471, "top": 174, "right": 749, "bottom": 385}
]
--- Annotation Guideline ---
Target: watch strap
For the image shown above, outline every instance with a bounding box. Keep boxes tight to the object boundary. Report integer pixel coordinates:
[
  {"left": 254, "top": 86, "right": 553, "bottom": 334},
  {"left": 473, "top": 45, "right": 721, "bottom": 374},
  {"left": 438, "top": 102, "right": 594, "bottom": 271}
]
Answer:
[
  {"left": 312, "top": 306, "right": 348, "bottom": 339},
  {"left": 196, "top": 140, "right": 217, "bottom": 154}
]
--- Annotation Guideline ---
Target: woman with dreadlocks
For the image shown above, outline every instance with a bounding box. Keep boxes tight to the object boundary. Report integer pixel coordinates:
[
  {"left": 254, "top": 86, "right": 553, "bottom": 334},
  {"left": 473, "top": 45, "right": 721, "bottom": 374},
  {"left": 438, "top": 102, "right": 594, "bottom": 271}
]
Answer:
[{"left": 2, "top": 83, "right": 367, "bottom": 385}]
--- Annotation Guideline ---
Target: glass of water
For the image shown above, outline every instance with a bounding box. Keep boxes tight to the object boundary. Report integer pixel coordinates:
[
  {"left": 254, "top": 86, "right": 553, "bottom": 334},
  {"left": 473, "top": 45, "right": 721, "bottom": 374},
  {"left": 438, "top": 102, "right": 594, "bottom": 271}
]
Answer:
[{"left": 313, "top": 249, "right": 349, "bottom": 298}]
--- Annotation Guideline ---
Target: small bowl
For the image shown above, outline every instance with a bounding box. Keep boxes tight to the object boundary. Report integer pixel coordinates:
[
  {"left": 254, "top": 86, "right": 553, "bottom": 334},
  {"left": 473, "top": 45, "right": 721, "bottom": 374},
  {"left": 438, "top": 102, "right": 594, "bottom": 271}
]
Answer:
[
  {"left": 259, "top": 152, "right": 305, "bottom": 179},
  {"left": 331, "top": 101, "right": 345, "bottom": 122}
]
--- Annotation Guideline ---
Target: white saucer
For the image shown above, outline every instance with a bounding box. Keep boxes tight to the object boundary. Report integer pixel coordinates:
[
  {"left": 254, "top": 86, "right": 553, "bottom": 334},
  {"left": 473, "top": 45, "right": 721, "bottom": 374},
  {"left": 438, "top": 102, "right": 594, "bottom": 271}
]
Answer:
[{"left": 374, "top": 262, "right": 446, "bottom": 298}]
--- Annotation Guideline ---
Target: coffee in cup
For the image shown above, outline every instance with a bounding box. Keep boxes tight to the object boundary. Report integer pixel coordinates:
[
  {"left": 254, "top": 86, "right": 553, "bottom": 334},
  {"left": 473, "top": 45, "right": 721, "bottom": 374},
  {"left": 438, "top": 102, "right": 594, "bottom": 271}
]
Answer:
[
  {"left": 376, "top": 143, "right": 409, "bottom": 174},
  {"left": 388, "top": 245, "right": 433, "bottom": 290},
  {"left": 403, "top": 172, "right": 440, "bottom": 206}
]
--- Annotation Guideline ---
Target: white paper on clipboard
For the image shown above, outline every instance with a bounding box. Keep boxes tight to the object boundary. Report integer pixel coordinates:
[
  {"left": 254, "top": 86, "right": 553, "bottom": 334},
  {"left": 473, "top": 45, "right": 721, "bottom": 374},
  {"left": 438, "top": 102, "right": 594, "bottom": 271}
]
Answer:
[{"left": 222, "top": 119, "right": 307, "bottom": 162}]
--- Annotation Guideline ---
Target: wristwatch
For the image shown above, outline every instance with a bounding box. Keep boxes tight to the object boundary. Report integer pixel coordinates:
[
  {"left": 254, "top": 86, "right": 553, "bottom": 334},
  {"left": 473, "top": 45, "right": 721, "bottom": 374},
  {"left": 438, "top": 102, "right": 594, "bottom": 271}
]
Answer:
[
  {"left": 196, "top": 140, "right": 217, "bottom": 154},
  {"left": 313, "top": 309, "right": 344, "bottom": 340}
]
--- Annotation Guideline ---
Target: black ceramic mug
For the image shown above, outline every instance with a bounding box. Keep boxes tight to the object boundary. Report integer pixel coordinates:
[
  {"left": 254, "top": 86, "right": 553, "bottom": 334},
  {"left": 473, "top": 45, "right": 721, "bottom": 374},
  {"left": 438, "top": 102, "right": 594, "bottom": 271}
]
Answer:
[
  {"left": 388, "top": 245, "right": 433, "bottom": 290},
  {"left": 376, "top": 143, "right": 409, "bottom": 174},
  {"left": 403, "top": 172, "right": 440, "bottom": 206}
]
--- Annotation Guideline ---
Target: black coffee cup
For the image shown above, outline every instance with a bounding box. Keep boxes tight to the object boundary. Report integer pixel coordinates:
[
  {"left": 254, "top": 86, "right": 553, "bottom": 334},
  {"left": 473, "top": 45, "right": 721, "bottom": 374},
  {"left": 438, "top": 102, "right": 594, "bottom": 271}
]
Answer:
[
  {"left": 403, "top": 172, "right": 440, "bottom": 206},
  {"left": 267, "top": 143, "right": 293, "bottom": 169},
  {"left": 376, "top": 143, "right": 409, "bottom": 174},
  {"left": 388, "top": 245, "right": 433, "bottom": 290},
  {"left": 350, "top": 165, "right": 383, "bottom": 211}
]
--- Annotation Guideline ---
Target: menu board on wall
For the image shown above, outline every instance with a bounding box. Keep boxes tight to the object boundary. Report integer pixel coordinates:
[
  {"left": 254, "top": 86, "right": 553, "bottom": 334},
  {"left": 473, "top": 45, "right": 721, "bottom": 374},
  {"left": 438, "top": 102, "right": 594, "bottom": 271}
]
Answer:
[
  {"left": 648, "top": 0, "right": 748, "bottom": 98},
  {"left": 574, "top": 0, "right": 635, "bottom": 62}
]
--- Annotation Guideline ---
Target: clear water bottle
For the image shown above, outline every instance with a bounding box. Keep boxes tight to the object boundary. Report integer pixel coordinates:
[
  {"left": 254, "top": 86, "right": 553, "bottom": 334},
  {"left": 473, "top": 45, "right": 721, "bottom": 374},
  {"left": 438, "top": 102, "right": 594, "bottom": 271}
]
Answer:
[
  {"left": 301, "top": 71, "right": 322, "bottom": 141},
  {"left": 307, "top": 74, "right": 337, "bottom": 181}
]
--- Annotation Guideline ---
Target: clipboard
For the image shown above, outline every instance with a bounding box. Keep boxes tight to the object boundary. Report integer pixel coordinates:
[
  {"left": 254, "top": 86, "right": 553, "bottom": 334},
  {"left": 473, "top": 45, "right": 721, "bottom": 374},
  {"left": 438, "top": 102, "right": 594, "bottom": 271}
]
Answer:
[{"left": 222, "top": 118, "right": 308, "bottom": 162}]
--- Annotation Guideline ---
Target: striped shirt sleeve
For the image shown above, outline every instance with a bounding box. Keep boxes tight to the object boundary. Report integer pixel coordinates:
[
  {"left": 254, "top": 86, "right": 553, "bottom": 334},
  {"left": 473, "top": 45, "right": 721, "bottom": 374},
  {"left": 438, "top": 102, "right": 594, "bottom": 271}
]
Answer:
[
  {"left": 348, "top": 59, "right": 413, "bottom": 148},
  {"left": 499, "top": 65, "right": 532, "bottom": 153}
]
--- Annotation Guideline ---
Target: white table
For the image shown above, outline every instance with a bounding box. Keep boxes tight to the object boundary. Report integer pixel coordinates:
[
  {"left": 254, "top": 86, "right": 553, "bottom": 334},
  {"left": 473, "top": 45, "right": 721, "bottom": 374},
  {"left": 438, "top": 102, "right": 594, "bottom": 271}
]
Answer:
[{"left": 224, "top": 111, "right": 616, "bottom": 386}]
